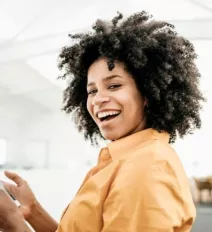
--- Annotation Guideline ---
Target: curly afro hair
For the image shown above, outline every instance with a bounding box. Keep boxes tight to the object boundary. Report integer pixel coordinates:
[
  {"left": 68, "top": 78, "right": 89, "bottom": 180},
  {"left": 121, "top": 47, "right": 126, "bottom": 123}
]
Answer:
[{"left": 58, "top": 11, "right": 205, "bottom": 145}]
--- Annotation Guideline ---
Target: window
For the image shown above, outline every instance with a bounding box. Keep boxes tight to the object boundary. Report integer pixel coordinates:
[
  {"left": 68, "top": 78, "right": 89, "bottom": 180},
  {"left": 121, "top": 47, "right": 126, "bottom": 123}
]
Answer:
[
  {"left": 0, "top": 138, "right": 7, "bottom": 166},
  {"left": 23, "top": 139, "right": 48, "bottom": 168}
]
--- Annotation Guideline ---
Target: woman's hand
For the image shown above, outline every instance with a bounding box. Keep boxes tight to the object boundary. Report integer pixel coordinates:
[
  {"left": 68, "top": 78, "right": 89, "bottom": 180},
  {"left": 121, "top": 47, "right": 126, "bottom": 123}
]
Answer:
[
  {"left": 2, "top": 171, "right": 37, "bottom": 220},
  {"left": 0, "top": 181, "right": 26, "bottom": 232},
  {"left": 1, "top": 171, "right": 58, "bottom": 232}
]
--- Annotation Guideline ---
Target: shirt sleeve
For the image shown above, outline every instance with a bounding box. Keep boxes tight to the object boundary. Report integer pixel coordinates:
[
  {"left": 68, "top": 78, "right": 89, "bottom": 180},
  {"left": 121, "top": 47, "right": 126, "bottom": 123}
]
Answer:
[{"left": 101, "top": 160, "right": 196, "bottom": 232}]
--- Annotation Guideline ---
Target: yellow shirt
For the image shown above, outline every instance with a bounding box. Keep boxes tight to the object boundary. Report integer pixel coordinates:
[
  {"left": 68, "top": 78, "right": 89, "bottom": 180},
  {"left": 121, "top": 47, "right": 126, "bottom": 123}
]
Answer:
[{"left": 56, "top": 128, "right": 196, "bottom": 232}]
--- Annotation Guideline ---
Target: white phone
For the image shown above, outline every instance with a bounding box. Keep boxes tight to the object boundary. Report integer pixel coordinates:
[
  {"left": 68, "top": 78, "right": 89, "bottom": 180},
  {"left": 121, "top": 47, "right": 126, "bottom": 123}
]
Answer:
[
  {"left": 0, "top": 181, "right": 20, "bottom": 206},
  {"left": 0, "top": 181, "right": 7, "bottom": 191},
  {"left": 0, "top": 181, "right": 13, "bottom": 198}
]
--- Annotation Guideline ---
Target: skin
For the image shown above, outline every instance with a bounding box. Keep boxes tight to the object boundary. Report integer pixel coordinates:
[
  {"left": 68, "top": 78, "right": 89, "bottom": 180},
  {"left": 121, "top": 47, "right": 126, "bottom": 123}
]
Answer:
[
  {"left": 87, "top": 58, "right": 147, "bottom": 141},
  {"left": 0, "top": 185, "right": 26, "bottom": 231}
]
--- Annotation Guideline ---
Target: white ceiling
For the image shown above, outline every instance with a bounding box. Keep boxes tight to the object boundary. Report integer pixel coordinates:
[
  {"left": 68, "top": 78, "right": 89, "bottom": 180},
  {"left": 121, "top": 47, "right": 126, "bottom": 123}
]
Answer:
[{"left": 0, "top": 0, "right": 212, "bottom": 115}]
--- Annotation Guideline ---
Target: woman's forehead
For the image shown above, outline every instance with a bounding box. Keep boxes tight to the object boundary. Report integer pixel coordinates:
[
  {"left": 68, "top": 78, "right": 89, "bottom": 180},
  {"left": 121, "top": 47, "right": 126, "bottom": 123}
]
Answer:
[{"left": 87, "top": 59, "right": 127, "bottom": 81}]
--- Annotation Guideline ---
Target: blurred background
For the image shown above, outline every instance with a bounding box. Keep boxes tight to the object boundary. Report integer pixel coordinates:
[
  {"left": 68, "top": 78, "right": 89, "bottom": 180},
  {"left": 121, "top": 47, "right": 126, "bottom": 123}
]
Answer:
[{"left": 0, "top": 0, "right": 212, "bottom": 231}]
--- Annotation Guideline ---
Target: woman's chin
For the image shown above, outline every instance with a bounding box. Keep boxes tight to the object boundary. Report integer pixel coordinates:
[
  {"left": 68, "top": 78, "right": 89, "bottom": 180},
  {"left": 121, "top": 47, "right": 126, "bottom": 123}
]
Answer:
[{"left": 101, "top": 131, "right": 124, "bottom": 141}]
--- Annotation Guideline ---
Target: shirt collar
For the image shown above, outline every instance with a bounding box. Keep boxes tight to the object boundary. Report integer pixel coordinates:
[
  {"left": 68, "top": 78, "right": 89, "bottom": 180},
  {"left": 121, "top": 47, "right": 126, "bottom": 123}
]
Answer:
[{"left": 107, "top": 128, "right": 170, "bottom": 161}]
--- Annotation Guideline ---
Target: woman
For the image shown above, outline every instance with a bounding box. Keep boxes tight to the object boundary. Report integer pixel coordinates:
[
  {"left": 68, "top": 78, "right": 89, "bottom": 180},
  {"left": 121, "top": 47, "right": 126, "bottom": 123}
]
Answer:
[{"left": 0, "top": 11, "right": 205, "bottom": 232}]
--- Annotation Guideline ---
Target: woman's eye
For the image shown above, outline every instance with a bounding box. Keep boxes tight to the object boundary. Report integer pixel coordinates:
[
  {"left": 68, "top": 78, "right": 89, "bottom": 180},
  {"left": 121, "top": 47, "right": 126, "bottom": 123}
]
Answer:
[
  {"left": 108, "top": 84, "right": 121, "bottom": 89},
  {"left": 88, "top": 89, "right": 97, "bottom": 95}
]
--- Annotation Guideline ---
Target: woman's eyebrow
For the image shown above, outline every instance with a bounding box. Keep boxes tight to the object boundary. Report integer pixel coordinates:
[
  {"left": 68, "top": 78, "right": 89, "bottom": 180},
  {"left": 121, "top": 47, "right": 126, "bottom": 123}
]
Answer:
[{"left": 87, "top": 75, "right": 122, "bottom": 88}]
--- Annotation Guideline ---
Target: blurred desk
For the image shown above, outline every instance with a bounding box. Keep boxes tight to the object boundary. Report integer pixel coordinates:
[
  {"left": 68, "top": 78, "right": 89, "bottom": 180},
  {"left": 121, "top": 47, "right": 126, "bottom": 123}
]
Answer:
[
  {"left": 206, "top": 176, "right": 212, "bottom": 185},
  {"left": 194, "top": 177, "right": 212, "bottom": 203}
]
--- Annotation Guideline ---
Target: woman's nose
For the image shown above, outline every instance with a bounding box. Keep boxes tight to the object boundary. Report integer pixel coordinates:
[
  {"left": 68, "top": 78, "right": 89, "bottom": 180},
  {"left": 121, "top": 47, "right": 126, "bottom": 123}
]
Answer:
[{"left": 92, "top": 91, "right": 110, "bottom": 106}]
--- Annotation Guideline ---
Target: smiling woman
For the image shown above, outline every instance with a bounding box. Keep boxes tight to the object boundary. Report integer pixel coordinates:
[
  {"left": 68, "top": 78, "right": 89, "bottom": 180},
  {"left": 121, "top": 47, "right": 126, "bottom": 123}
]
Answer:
[
  {"left": 54, "top": 11, "right": 205, "bottom": 232},
  {"left": 86, "top": 60, "right": 146, "bottom": 141},
  {"left": 0, "top": 10, "right": 205, "bottom": 232}
]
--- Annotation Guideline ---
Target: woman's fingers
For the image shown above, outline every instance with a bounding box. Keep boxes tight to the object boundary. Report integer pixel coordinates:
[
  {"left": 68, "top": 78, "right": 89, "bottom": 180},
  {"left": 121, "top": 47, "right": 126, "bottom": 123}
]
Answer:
[{"left": 4, "top": 171, "right": 24, "bottom": 186}]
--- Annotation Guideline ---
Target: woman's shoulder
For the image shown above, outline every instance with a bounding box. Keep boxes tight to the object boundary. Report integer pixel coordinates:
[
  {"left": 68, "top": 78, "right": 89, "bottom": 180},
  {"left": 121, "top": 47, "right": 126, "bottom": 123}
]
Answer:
[
  {"left": 122, "top": 139, "right": 187, "bottom": 181},
  {"left": 124, "top": 139, "right": 180, "bottom": 166}
]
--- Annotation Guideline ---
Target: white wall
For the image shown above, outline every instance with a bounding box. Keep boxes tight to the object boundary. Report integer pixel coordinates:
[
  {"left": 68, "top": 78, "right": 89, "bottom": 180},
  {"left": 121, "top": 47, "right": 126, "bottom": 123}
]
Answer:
[
  {"left": 0, "top": 101, "right": 103, "bottom": 169},
  {"left": 23, "top": 111, "right": 102, "bottom": 169}
]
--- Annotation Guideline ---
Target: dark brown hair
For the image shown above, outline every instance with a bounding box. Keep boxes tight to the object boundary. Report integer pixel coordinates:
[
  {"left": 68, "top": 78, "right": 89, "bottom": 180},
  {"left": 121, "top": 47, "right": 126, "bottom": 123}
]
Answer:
[{"left": 58, "top": 11, "right": 205, "bottom": 145}]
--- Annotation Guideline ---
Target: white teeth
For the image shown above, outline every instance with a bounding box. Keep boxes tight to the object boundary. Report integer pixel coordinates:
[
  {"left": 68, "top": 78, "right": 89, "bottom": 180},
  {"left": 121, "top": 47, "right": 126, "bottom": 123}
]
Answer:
[{"left": 97, "top": 111, "right": 120, "bottom": 119}]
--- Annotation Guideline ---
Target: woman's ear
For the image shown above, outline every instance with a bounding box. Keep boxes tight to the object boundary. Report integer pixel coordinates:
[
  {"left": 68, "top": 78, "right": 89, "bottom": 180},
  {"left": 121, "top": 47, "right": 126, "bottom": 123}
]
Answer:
[{"left": 144, "top": 97, "right": 148, "bottom": 107}]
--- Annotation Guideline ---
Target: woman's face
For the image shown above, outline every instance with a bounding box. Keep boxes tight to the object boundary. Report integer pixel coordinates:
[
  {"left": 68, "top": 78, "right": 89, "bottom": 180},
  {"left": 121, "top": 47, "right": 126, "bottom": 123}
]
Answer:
[{"left": 87, "top": 59, "right": 146, "bottom": 141}]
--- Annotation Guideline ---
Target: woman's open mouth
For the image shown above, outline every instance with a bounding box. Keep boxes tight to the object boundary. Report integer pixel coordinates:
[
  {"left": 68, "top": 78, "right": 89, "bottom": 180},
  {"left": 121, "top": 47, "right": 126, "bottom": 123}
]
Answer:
[{"left": 97, "top": 110, "right": 121, "bottom": 126}]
